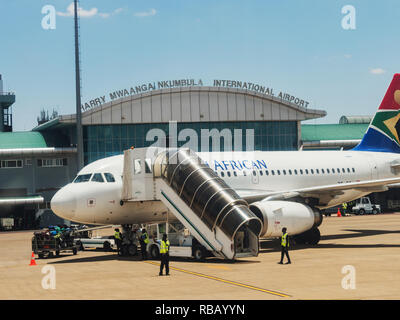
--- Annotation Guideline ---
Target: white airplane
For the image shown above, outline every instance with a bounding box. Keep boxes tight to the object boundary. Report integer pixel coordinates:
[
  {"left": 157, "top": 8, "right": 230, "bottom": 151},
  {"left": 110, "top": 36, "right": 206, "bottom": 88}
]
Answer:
[{"left": 51, "top": 74, "right": 400, "bottom": 250}]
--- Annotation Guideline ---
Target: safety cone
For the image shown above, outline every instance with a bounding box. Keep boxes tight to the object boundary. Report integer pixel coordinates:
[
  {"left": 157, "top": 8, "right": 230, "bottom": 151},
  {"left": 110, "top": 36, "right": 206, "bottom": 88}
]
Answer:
[
  {"left": 29, "top": 252, "right": 37, "bottom": 266},
  {"left": 337, "top": 208, "right": 342, "bottom": 217}
]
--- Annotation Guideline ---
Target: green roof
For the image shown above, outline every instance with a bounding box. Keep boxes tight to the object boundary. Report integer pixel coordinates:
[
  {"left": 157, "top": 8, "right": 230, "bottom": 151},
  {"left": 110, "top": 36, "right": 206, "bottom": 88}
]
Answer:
[
  {"left": 301, "top": 123, "right": 369, "bottom": 141},
  {"left": 0, "top": 132, "right": 48, "bottom": 149}
]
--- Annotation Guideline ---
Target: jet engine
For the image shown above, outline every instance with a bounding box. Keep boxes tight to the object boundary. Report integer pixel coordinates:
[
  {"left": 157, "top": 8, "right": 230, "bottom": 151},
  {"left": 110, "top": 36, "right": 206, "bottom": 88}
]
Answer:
[{"left": 249, "top": 201, "right": 323, "bottom": 237}]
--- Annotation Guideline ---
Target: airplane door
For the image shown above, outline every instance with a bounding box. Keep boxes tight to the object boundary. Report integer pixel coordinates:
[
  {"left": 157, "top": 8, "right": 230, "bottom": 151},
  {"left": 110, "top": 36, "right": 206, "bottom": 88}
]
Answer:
[
  {"left": 366, "top": 155, "right": 379, "bottom": 180},
  {"left": 251, "top": 164, "right": 259, "bottom": 184},
  {"left": 122, "top": 148, "right": 155, "bottom": 201}
]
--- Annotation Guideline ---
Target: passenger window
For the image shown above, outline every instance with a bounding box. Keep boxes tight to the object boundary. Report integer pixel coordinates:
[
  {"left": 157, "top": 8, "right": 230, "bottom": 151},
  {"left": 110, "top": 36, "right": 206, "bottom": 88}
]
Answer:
[
  {"left": 134, "top": 159, "right": 142, "bottom": 175},
  {"left": 233, "top": 171, "right": 237, "bottom": 177},
  {"left": 104, "top": 173, "right": 116, "bottom": 182},
  {"left": 327, "top": 169, "right": 330, "bottom": 174},
  {"left": 316, "top": 169, "right": 319, "bottom": 174},
  {"left": 265, "top": 170, "right": 269, "bottom": 176},
  {"left": 294, "top": 169, "right": 298, "bottom": 175},
  {"left": 73, "top": 174, "right": 92, "bottom": 183},
  {"left": 252, "top": 170, "right": 257, "bottom": 176},
  {"left": 277, "top": 170, "right": 281, "bottom": 175},
  {"left": 332, "top": 168, "right": 335, "bottom": 173},
  {"left": 259, "top": 170, "right": 263, "bottom": 176},
  {"left": 311, "top": 169, "right": 314, "bottom": 174},
  {"left": 221, "top": 171, "right": 225, "bottom": 177},
  {"left": 342, "top": 168, "right": 345, "bottom": 173},
  {"left": 288, "top": 169, "right": 292, "bottom": 175},
  {"left": 321, "top": 169, "right": 324, "bottom": 174},
  {"left": 91, "top": 173, "right": 104, "bottom": 183},
  {"left": 227, "top": 171, "right": 231, "bottom": 177},
  {"left": 352, "top": 168, "right": 355, "bottom": 173},
  {"left": 300, "top": 169, "right": 303, "bottom": 175},
  {"left": 271, "top": 170, "right": 275, "bottom": 176},
  {"left": 347, "top": 168, "right": 350, "bottom": 173},
  {"left": 283, "top": 170, "right": 286, "bottom": 175},
  {"left": 305, "top": 169, "right": 309, "bottom": 174}
]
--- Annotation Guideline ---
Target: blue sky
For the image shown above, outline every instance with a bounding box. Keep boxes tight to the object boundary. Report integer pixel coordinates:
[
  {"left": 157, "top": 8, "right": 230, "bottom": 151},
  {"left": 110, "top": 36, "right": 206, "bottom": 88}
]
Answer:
[{"left": 1, "top": 0, "right": 400, "bottom": 131}]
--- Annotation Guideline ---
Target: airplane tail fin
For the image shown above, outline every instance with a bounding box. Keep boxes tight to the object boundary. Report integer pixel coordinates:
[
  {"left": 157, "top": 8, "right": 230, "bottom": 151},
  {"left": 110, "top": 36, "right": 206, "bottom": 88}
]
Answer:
[{"left": 353, "top": 73, "right": 400, "bottom": 153}]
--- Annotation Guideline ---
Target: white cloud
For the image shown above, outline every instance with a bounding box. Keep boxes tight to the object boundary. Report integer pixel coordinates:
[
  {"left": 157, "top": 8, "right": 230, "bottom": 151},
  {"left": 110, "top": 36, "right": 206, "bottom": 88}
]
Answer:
[
  {"left": 57, "top": 3, "right": 123, "bottom": 19},
  {"left": 370, "top": 68, "right": 386, "bottom": 75},
  {"left": 134, "top": 8, "right": 157, "bottom": 17}
]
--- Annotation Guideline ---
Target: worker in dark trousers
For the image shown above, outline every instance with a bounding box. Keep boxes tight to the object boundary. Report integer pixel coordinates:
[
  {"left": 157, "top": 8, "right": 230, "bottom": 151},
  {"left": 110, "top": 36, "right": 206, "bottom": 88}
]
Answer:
[
  {"left": 159, "top": 234, "right": 170, "bottom": 276},
  {"left": 140, "top": 228, "right": 149, "bottom": 260},
  {"left": 278, "top": 227, "right": 291, "bottom": 264},
  {"left": 114, "top": 228, "right": 122, "bottom": 256}
]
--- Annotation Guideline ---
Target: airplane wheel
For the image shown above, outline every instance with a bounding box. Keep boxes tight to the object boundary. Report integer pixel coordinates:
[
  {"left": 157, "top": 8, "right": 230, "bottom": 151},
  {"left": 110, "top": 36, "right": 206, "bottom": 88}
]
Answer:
[{"left": 307, "top": 228, "right": 320, "bottom": 245}]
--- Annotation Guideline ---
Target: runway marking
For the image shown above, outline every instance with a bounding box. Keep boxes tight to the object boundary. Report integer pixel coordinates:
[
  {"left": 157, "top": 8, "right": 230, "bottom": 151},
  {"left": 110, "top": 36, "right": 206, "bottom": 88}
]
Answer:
[
  {"left": 206, "top": 265, "right": 232, "bottom": 271},
  {"left": 144, "top": 261, "right": 291, "bottom": 298}
]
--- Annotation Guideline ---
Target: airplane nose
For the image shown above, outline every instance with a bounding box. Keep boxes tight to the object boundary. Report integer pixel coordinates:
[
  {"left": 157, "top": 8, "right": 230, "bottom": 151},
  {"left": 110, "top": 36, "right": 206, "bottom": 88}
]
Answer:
[{"left": 51, "top": 186, "right": 77, "bottom": 220}]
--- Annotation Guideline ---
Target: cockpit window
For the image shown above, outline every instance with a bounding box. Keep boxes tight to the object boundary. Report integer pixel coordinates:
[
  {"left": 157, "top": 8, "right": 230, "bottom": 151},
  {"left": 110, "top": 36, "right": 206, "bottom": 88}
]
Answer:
[
  {"left": 145, "top": 158, "right": 152, "bottom": 174},
  {"left": 104, "top": 173, "right": 115, "bottom": 182},
  {"left": 73, "top": 174, "right": 92, "bottom": 183},
  {"left": 91, "top": 173, "right": 104, "bottom": 183}
]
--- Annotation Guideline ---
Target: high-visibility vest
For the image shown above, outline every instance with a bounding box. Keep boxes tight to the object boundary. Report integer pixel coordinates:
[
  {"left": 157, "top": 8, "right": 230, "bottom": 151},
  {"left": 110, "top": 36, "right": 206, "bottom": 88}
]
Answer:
[
  {"left": 114, "top": 232, "right": 121, "bottom": 240},
  {"left": 342, "top": 203, "right": 347, "bottom": 209},
  {"left": 142, "top": 232, "right": 149, "bottom": 244},
  {"left": 281, "top": 233, "right": 289, "bottom": 247},
  {"left": 160, "top": 240, "right": 170, "bottom": 254}
]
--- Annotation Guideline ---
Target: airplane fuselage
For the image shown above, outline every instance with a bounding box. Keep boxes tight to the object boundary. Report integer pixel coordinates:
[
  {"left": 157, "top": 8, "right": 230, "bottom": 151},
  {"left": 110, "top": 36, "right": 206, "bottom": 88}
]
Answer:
[{"left": 51, "top": 150, "right": 400, "bottom": 225}]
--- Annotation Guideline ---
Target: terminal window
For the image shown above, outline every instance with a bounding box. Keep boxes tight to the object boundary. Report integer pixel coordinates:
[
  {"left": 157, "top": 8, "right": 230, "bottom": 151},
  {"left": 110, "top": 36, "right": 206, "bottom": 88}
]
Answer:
[
  {"left": 83, "top": 121, "right": 298, "bottom": 164},
  {"left": 0, "top": 159, "right": 23, "bottom": 169},
  {"left": 37, "top": 158, "right": 68, "bottom": 167}
]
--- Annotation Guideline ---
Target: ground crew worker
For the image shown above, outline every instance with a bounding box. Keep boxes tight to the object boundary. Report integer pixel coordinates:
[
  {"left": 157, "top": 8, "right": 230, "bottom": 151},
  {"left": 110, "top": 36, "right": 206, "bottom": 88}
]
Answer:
[
  {"left": 114, "top": 228, "right": 122, "bottom": 256},
  {"left": 159, "top": 233, "right": 170, "bottom": 276},
  {"left": 342, "top": 202, "right": 348, "bottom": 215},
  {"left": 278, "top": 227, "right": 291, "bottom": 264},
  {"left": 140, "top": 228, "right": 149, "bottom": 260}
]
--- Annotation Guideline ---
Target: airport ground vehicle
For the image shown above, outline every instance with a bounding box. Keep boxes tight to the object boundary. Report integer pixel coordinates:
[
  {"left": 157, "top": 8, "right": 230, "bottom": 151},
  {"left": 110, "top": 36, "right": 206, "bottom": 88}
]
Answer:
[
  {"left": 32, "top": 229, "right": 79, "bottom": 258},
  {"left": 145, "top": 222, "right": 212, "bottom": 261},
  {"left": 352, "top": 197, "right": 381, "bottom": 215},
  {"left": 75, "top": 236, "right": 116, "bottom": 251},
  {"left": 0, "top": 218, "right": 14, "bottom": 231}
]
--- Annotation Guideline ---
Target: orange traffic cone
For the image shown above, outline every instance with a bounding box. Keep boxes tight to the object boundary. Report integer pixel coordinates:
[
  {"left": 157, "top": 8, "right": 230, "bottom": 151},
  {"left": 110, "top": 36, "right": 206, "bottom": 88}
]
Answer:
[
  {"left": 337, "top": 208, "right": 342, "bottom": 217},
  {"left": 29, "top": 252, "right": 37, "bottom": 266}
]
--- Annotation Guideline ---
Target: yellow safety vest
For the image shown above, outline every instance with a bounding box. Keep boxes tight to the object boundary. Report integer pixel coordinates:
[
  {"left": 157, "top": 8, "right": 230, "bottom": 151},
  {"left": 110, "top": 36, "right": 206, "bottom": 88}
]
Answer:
[
  {"left": 143, "top": 232, "right": 149, "bottom": 244},
  {"left": 281, "top": 233, "right": 289, "bottom": 247},
  {"left": 160, "top": 240, "right": 170, "bottom": 254},
  {"left": 114, "top": 232, "right": 121, "bottom": 240}
]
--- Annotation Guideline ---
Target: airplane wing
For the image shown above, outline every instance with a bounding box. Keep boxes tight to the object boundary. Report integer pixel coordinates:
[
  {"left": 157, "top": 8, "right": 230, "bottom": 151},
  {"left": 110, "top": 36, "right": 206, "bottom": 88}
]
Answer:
[{"left": 236, "top": 176, "right": 400, "bottom": 207}]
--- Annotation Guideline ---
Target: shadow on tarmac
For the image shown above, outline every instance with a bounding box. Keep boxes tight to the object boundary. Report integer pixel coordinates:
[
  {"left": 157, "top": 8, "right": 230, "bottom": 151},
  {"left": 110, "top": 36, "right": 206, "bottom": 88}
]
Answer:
[
  {"left": 47, "top": 252, "right": 259, "bottom": 265},
  {"left": 259, "top": 228, "right": 400, "bottom": 253},
  {"left": 47, "top": 228, "right": 400, "bottom": 264}
]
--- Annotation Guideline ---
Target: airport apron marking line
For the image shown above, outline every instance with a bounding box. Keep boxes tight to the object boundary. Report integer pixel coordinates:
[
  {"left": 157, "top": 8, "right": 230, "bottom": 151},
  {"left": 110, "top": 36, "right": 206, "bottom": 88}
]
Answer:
[{"left": 144, "top": 261, "right": 291, "bottom": 298}]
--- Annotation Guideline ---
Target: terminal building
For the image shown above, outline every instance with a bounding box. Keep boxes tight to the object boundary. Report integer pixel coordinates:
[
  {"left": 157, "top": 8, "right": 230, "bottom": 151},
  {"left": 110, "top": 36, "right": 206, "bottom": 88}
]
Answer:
[{"left": 0, "top": 77, "right": 398, "bottom": 230}]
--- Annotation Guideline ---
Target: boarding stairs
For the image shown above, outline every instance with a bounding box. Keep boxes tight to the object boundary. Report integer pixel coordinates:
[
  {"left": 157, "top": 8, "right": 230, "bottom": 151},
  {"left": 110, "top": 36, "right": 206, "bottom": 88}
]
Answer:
[{"left": 121, "top": 147, "right": 261, "bottom": 259}]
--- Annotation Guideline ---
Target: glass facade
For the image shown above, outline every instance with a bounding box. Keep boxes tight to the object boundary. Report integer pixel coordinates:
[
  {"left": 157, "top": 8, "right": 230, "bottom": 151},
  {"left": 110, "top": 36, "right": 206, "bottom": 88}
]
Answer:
[{"left": 83, "top": 121, "right": 298, "bottom": 164}]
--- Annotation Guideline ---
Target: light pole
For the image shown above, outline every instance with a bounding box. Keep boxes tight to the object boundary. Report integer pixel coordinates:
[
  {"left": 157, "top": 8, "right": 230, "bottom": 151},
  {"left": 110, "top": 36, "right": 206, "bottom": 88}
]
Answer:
[{"left": 74, "top": 0, "right": 84, "bottom": 170}]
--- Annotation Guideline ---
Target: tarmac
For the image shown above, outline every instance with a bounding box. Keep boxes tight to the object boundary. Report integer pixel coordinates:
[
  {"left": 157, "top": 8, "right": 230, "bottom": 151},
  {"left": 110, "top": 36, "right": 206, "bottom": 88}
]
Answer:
[{"left": 1, "top": 213, "right": 400, "bottom": 300}]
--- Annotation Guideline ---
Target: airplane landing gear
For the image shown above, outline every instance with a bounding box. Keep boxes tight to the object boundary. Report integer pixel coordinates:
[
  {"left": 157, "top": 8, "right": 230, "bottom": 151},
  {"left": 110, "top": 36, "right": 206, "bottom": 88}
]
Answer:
[{"left": 294, "top": 227, "right": 321, "bottom": 245}]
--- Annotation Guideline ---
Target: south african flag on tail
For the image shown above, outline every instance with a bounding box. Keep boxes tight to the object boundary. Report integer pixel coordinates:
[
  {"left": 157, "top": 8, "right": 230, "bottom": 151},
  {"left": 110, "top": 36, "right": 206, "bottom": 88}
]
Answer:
[{"left": 353, "top": 73, "right": 400, "bottom": 153}]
